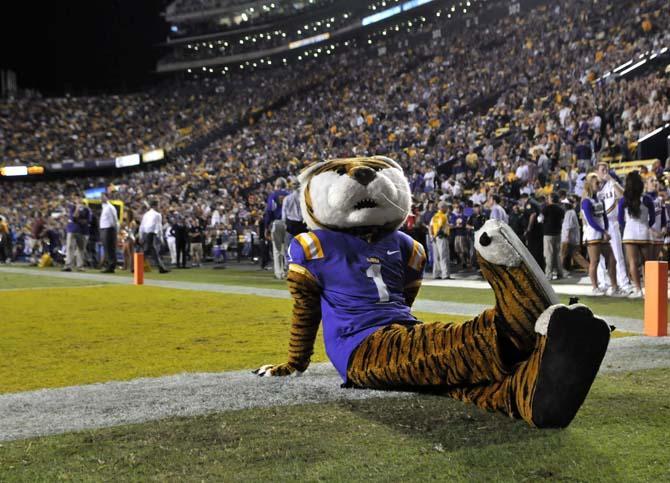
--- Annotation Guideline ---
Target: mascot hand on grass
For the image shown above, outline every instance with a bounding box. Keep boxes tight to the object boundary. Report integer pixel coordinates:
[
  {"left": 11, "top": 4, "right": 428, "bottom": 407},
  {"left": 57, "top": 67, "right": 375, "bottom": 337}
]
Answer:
[{"left": 255, "top": 156, "right": 611, "bottom": 428}]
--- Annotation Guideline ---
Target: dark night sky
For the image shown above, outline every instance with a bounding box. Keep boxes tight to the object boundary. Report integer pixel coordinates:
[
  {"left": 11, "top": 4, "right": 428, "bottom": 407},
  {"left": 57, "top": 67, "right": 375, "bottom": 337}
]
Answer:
[{"left": 2, "top": 0, "right": 170, "bottom": 96}]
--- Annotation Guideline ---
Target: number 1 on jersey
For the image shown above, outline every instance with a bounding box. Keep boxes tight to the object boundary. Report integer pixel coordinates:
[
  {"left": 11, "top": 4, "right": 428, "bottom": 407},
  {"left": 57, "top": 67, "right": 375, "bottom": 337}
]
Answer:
[{"left": 366, "top": 264, "right": 390, "bottom": 303}]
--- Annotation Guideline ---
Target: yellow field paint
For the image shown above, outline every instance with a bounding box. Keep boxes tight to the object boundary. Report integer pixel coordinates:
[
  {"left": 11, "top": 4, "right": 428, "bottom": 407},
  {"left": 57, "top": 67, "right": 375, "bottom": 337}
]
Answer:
[{"left": 0, "top": 285, "right": 469, "bottom": 394}]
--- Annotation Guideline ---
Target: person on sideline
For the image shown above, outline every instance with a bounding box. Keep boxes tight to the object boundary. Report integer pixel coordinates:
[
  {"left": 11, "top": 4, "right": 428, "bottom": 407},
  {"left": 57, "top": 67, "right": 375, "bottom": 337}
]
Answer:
[
  {"left": 618, "top": 171, "right": 655, "bottom": 298},
  {"left": 645, "top": 176, "right": 667, "bottom": 260},
  {"left": 560, "top": 197, "right": 589, "bottom": 273},
  {"left": 487, "top": 194, "right": 508, "bottom": 223},
  {"left": 542, "top": 193, "right": 565, "bottom": 280},
  {"left": 430, "top": 201, "right": 451, "bottom": 280},
  {"left": 596, "top": 162, "right": 631, "bottom": 294},
  {"left": 264, "top": 177, "right": 290, "bottom": 279},
  {"left": 62, "top": 195, "right": 90, "bottom": 272},
  {"left": 581, "top": 174, "right": 618, "bottom": 296},
  {"left": 139, "top": 199, "right": 169, "bottom": 274},
  {"left": 99, "top": 193, "right": 119, "bottom": 273},
  {"left": 282, "top": 180, "right": 307, "bottom": 248}
]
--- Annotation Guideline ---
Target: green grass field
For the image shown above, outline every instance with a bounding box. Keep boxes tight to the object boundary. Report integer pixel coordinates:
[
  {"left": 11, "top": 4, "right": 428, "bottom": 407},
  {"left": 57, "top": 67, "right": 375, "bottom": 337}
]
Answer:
[
  {"left": 12, "top": 265, "right": 654, "bottom": 321},
  {"left": 2, "top": 370, "right": 669, "bottom": 481},
  {"left": 0, "top": 272, "right": 105, "bottom": 290},
  {"left": 0, "top": 267, "right": 665, "bottom": 481},
  {"left": 0, "top": 279, "right": 468, "bottom": 394}
]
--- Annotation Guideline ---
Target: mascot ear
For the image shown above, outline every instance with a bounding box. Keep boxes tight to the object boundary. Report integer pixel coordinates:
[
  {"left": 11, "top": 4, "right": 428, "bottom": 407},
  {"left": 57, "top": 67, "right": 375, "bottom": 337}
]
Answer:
[
  {"left": 298, "top": 161, "right": 327, "bottom": 186},
  {"left": 371, "top": 155, "right": 404, "bottom": 173}
]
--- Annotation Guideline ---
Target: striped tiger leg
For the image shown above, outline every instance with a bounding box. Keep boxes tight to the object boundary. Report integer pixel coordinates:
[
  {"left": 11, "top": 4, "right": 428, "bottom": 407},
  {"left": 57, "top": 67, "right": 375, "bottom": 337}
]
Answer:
[
  {"left": 347, "top": 308, "right": 511, "bottom": 389},
  {"left": 477, "top": 253, "right": 555, "bottom": 360},
  {"left": 447, "top": 304, "right": 610, "bottom": 428}
]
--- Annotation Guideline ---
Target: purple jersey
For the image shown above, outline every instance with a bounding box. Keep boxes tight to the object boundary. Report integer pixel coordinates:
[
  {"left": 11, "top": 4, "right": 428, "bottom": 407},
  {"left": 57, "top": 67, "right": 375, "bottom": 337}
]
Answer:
[
  {"left": 288, "top": 229, "right": 426, "bottom": 381},
  {"left": 263, "top": 189, "right": 290, "bottom": 227}
]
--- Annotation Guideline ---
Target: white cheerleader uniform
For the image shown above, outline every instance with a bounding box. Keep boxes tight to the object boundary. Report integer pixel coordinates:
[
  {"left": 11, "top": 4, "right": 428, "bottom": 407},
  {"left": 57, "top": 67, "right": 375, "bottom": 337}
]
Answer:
[
  {"left": 581, "top": 197, "right": 608, "bottom": 244},
  {"left": 618, "top": 196, "right": 654, "bottom": 244},
  {"left": 646, "top": 192, "right": 665, "bottom": 245}
]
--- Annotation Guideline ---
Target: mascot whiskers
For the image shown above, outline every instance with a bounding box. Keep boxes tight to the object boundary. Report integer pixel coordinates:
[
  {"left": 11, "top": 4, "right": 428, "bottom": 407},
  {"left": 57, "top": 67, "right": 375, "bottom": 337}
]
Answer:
[{"left": 256, "top": 156, "right": 611, "bottom": 428}]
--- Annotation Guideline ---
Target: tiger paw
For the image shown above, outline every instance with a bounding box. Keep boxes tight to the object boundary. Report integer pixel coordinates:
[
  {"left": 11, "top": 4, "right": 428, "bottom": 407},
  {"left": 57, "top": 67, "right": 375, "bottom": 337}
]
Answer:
[
  {"left": 253, "top": 363, "right": 303, "bottom": 377},
  {"left": 520, "top": 304, "right": 610, "bottom": 428},
  {"left": 474, "top": 220, "right": 559, "bottom": 354}
]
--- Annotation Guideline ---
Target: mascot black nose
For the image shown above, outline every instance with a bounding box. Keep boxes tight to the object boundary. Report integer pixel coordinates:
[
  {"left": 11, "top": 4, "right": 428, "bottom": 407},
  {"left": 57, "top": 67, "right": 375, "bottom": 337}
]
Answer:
[
  {"left": 350, "top": 166, "right": 376, "bottom": 186},
  {"left": 479, "top": 232, "right": 492, "bottom": 247}
]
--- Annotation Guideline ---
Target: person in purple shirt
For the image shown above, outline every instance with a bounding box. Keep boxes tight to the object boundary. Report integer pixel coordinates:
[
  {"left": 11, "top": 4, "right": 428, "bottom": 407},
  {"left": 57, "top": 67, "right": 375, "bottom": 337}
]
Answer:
[
  {"left": 264, "top": 177, "right": 291, "bottom": 279},
  {"left": 644, "top": 176, "right": 667, "bottom": 261},
  {"left": 449, "top": 201, "right": 469, "bottom": 269},
  {"left": 574, "top": 137, "right": 592, "bottom": 167},
  {"left": 62, "top": 194, "right": 91, "bottom": 272}
]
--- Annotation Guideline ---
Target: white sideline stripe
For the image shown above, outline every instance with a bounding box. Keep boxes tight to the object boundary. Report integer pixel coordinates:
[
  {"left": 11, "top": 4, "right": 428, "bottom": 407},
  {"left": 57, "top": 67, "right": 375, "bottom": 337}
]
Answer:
[
  {"left": 0, "top": 336, "right": 668, "bottom": 442},
  {"left": 0, "top": 266, "right": 647, "bottom": 333},
  {"left": 0, "top": 364, "right": 411, "bottom": 442}
]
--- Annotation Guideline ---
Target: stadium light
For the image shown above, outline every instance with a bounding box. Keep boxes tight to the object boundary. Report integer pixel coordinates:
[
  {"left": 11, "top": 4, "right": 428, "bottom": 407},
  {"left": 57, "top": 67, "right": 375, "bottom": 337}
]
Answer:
[
  {"left": 612, "top": 59, "right": 633, "bottom": 73},
  {"left": 0, "top": 166, "right": 29, "bottom": 177},
  {"left": 27, "top": 166, "right": 45, "bottom": 175},
  {"left": 637, "top": 124, "right": 669, "bottom": 143},
  {"left": 289, "top": 33, "right": 330, "bottom": 49},
  {"left": 619, "top": 59, "right": 647, "bottom": 76},
  {"left": 115, "top": 154, "right": 140, "bottom": 168},
  {"left": 142, "top": 149, "right": 165, "bottom": 163}
]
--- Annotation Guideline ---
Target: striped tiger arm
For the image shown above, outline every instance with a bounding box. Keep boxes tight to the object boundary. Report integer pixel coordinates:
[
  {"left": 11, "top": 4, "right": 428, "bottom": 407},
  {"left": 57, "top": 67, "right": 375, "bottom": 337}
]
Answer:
[
  {"left": 403, "top": 279, "right": 422, "bottom": 308},
  {"left": 268, "top": 264, "right": 322, "bottom": 376}
]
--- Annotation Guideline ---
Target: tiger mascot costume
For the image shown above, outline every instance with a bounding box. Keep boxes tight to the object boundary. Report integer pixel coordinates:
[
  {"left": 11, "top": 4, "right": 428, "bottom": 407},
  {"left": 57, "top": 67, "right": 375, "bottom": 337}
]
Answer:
[{"left": 256, "top": 156, "right": 611, "bottom": 428}]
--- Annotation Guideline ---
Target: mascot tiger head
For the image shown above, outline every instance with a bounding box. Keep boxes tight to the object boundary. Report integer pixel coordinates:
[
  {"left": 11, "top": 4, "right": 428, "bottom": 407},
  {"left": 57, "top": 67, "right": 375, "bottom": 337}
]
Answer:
[{"left": 298, "top": 156, "right": 411, "bottom": 232}]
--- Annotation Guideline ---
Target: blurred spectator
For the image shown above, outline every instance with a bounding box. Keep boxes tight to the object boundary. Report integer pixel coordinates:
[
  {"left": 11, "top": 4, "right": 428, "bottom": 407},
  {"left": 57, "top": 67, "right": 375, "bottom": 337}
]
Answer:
[
  {"left": 430, "top": 201, "right": 450, "bottom": 280},
  {"left": 62, "top": 195, "right": 91, "bottom": 272},
  {"left": 99, "top": 192, "right": 119, "bottom": 273},
  {"left": 139, "top": 199, "right": 169, "bottom": 274},
  {"left": 542, "top": 193, "right": 565, "bottom": 280}
]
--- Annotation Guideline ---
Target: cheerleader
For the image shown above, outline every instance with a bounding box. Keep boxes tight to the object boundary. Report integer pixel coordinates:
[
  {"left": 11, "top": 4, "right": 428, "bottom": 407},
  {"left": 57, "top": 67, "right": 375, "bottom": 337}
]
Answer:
[
  {"left": 644, "top": 176, "right": 666, "bottom": 260},
  {"left": 121, "top": 215, "right": 138, "bottom": 272},
  {"left": 581, "top": 173, "right": 619, "bottom": 296},
  {"left": 617, "top": 171, "right": 655, "bottom": 298}
]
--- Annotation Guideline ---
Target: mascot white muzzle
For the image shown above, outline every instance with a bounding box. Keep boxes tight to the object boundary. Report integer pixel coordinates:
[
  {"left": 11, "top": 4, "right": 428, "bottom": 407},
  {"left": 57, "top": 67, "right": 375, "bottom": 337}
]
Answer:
[{"left": 298, "top": 156, "right": 411, "bottom": 232}]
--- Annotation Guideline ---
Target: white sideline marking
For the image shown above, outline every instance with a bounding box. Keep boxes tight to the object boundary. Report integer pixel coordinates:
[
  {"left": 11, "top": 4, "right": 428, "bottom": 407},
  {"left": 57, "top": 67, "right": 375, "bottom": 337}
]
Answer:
[
  {"left": 0, "top": 266, "right": 648, "bottom": 334},
  {"left": 0, "top": 337, "right": 668, "bottom": 442}
]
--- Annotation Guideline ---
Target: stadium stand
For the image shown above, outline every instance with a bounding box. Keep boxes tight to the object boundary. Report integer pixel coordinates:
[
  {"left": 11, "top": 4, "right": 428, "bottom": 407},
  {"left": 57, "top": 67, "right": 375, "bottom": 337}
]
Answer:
[{"left": 1, "top": 0, "right": 669, "bottom": 293}]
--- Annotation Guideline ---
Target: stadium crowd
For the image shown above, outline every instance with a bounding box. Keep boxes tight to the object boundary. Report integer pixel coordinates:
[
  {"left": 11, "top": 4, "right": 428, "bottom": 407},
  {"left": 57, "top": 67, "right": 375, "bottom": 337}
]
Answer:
[
  {"left": 0, "top": 64, "right": 328, "bottom": 165},
  {"left": 1, "top": 0, "right": 669, "bottom": 298}
]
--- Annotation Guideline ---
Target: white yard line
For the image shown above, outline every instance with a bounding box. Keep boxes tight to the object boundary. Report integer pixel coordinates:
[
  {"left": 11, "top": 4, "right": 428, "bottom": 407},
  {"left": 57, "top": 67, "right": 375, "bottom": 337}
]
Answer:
[
  {"left": 0, "top": 266, "right": 648, "bottom": 333},
  {"left": 0, "top": 336, "right": 667, "bottom": 442}
]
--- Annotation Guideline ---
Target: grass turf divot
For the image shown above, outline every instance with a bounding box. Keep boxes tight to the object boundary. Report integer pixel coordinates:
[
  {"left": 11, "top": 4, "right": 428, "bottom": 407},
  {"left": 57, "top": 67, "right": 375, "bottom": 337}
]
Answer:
[{"left": 1, "top": 369, "right": 669, "bottom": 481}]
